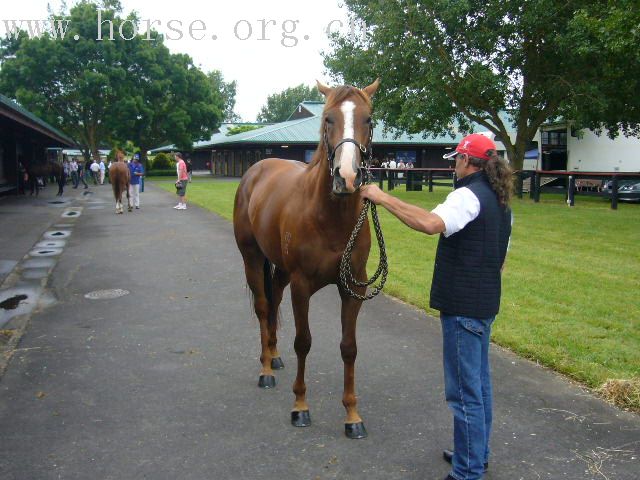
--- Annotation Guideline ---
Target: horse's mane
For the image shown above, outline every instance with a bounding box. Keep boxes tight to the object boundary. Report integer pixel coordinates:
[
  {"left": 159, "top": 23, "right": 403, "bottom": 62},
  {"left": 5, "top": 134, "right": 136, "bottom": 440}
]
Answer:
[{"left": 308, "top": 86, "right": 372, "bottom": 169}]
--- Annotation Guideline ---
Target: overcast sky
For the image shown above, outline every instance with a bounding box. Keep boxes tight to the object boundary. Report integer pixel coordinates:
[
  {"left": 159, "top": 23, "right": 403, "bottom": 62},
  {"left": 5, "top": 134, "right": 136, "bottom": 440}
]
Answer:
[{"left": 2, "top": 0, "right": 357, "bottom": 121}]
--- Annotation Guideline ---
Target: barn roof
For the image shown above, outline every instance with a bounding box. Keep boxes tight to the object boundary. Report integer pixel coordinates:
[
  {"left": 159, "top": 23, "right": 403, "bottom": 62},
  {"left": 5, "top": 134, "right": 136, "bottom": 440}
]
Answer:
[
  {"left": 151, "top": 102, "right": 516, "bottom": 152},
  {"left": 0, "top": 94, "right": 75, "bottom": 146}
]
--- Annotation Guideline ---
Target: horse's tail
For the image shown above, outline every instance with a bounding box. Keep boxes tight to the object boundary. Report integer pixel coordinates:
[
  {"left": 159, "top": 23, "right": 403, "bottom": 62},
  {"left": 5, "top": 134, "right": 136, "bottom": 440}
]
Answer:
[{"left": 263, "top": 257, "right": 276, "bottom": 328}]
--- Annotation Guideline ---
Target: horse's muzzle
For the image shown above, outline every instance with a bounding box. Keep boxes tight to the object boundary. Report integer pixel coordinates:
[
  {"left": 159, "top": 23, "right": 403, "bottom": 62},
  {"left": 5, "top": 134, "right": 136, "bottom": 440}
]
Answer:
[{"left": 333, "top": 167, "right": 364, "bottom": 195}]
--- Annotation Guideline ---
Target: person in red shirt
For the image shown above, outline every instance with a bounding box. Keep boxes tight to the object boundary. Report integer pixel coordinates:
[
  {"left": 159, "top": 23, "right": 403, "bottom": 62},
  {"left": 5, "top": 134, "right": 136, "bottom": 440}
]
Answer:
[{"left": 174, "top": 152, "right": 189, "bottom": 210}]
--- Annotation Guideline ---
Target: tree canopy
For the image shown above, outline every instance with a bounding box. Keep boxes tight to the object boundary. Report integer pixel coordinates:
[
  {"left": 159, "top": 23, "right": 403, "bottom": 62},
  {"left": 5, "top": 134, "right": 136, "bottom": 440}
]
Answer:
[
  {"left": 208, "top": 70, "right": 241, "bottom": 123},
  {"left": 324, "top": 0, "right": 640, "bottom": 169},
  {"left": 256, "top": 84, "right": 323, "bottom": 123},
  {"left": 0, "top": 0, "right": 225, "bottom": 162}
]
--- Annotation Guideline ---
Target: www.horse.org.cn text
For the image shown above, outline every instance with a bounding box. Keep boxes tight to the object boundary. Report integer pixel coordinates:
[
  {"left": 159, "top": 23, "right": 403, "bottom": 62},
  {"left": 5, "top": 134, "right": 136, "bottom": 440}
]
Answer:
[{"left": 1, "top": 14, "right": 369, "bottom": 48}]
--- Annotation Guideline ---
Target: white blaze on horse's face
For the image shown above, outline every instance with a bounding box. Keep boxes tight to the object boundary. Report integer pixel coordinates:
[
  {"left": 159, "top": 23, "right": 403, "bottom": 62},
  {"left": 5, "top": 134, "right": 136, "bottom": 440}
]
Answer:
[{"left": 337, "top": 100, "right": 359, "bottom": 193}]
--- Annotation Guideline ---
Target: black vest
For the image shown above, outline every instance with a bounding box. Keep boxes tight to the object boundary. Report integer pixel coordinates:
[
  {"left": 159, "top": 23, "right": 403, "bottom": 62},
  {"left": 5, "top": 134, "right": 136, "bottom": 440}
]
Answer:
[{"left": 429, "top": 171, "right": 512, "bottom": 318}]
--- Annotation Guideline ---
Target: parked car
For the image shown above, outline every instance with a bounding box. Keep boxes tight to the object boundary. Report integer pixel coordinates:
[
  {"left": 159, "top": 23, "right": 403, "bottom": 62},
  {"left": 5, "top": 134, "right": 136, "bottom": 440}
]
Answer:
[
  {"left": 603, "top": 180, "right": 640, "bottom": 202},
  {"left": 617, "top": 181, "right": 640, "bottom": 202}
]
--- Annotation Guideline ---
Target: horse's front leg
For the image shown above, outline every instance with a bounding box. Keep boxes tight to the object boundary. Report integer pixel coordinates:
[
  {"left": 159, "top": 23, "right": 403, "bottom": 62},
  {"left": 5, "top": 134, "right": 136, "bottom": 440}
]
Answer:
[
  {"left": 290, "top": 278, "right": 312, "bottom": 427},
  {"left": 339, "top": 288, "right": 367, "bottom": 439},
  {"left": 268, "top": 268, "right": 290, "bottom": 371}
]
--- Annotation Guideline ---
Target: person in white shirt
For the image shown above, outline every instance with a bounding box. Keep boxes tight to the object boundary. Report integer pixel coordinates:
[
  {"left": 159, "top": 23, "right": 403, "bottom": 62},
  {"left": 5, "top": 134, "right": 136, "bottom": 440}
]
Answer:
[
  {"left": 70, "top": 159, "right": 79, "bottom": 188},
  {"left": 90, "top": 159, "right": 100, "bottom": 185},
  {"left": 99, "top": 159, "right": 106, "bottom": 184},
  {"left": 361, "top": 134, "right": 513, "bottom": 480},
  {"left": 388, "top": 158, "right": 397, "bottom": 185}
]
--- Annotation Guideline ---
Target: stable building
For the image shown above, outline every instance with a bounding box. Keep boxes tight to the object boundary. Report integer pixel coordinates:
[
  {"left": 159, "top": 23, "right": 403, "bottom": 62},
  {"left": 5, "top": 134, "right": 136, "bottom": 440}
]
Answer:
[{"left": 0, "top": 94, "right": 74, "bottom": 193}]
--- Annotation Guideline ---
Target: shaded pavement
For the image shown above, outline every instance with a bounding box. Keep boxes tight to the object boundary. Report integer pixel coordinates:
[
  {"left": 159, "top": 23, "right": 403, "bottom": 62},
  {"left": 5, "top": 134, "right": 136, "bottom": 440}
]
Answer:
[{"left": 0, "top": 181, "right": 638, "bottom": 480}]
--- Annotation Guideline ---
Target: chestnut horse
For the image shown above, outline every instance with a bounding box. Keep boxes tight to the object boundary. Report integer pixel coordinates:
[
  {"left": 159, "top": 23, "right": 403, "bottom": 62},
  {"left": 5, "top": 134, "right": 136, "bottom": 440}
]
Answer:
[
  {"left": 109, "top": 153, "right": 131, "bottom": 214},
  {"left": 233, "top": 80, "right": 379, "bottom": 439}
]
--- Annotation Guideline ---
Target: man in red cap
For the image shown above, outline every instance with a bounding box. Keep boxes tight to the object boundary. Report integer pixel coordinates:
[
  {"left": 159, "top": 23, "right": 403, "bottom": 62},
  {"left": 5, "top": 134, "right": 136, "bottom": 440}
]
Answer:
[{"left": 361, "top": 133, "right": 513, "bottom": 480}]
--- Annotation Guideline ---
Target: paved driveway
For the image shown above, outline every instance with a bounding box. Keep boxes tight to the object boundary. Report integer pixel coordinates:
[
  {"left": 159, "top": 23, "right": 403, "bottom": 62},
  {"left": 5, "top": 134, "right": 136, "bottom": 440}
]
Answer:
[{"left": 0, "top": 183, "right": 638, "bottom": 479}]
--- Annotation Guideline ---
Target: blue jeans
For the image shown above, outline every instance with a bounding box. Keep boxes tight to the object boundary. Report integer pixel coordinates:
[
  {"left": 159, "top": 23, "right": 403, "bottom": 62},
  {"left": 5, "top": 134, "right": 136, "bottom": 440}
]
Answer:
[{"left": 441, "top": 314, "right": 494, "bottom": 480}]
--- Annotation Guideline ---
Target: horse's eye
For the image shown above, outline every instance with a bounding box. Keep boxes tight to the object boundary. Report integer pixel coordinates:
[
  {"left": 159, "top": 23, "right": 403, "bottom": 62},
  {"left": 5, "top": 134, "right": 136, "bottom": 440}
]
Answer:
[
  {"left": 325, "top": 117, "right": 334, "bottom": 125},
  {"left": 366, "top": 117, "right": 372, "bottom": 124}
]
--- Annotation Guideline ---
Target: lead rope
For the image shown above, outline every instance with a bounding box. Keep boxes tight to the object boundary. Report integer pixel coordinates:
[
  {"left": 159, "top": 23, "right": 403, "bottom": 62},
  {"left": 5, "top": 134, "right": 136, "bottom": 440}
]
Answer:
[{"left": 338, "top": 171, "right": 388, "bottom": 301}]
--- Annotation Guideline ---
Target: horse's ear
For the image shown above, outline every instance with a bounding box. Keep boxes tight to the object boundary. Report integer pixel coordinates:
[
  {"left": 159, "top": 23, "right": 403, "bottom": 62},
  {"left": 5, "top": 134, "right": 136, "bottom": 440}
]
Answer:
[
  {"left": 316, "top": 80, "right": 332, "bottom": 97},
  {"left": 362, "top": 78, "right": 380, "bottom": 98}
]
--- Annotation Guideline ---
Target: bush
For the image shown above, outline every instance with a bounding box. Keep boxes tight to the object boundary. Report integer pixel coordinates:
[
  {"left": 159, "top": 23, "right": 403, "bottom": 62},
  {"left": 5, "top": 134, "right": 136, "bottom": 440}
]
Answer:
[{"left": 151, "top": 153, "right": 175, "bottom": 170}]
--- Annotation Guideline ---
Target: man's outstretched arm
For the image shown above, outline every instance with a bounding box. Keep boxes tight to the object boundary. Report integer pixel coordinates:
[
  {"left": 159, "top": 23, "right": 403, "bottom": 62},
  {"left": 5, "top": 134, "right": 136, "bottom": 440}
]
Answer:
[{"left": 360, "top": 184, "right": 445, "bottom": 235}]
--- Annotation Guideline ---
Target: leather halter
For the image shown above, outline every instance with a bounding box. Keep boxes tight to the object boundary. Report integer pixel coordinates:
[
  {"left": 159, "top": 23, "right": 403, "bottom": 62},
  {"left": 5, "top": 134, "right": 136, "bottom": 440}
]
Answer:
[{"left": 324, "top": 122, "right": 374, "bottom": 177}]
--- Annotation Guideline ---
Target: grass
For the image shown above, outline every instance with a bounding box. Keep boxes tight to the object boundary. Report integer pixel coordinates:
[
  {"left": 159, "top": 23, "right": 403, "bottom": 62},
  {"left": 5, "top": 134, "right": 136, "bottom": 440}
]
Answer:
[{"left": 150, "top": 176, "right": 640, "bottom": 411}]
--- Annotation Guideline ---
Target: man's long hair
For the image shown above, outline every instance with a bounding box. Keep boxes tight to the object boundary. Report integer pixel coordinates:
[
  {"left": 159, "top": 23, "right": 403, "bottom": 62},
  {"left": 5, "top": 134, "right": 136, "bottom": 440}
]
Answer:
[{"left": 468, "top": 152, "right": 514, "bottom": 206}]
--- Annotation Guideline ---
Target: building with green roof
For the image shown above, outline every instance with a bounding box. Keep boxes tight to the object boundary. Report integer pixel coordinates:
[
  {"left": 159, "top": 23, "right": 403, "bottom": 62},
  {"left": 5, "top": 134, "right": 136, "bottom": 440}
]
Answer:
[{"left": 151, "top": 101, "right": 515, "bottom": 177}]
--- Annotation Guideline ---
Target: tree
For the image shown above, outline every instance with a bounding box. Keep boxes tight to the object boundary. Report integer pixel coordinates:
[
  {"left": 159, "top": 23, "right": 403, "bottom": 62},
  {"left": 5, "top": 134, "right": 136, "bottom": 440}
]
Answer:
[
  {"left": 0, "top": 2, "right": 137, "bottom": 160},
  {"left": 208, "top": 70, "right": 241, "bottom": 123},
  {"left": 324, "top": 0, "right": 640, "bottom": 170},
  {"left": 0, "top": 1, "right": 223, "bottom": 164},
  {"left": 256, "top": 84, "right": 323, "bottom": 123},
  {"left": 111, "top": 38, "right": 223, "bottom": 165},
  {"left": 562, "top": 0, "right": 640, "bottom": 138}
]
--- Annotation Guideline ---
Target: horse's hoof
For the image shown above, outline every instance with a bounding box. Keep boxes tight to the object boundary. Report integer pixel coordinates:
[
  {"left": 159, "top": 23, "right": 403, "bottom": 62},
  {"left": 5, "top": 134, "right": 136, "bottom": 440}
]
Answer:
[
  {"left": 345, "top": 422, "right": 367, "bottom": 439},
  {"left": 271, "top": 357, "right": 284, "bottom": 370},
  {"left": 258, "top": 375, "right": 276, "bottom": 389},
  {"left": 291, "top": 410, "right": 311, "bottom": 427}
]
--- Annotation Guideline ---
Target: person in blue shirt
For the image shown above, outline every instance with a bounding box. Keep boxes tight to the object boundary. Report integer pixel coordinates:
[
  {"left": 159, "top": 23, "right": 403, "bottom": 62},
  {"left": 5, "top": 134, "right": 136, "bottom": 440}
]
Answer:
[{"left": 128, "top": 154, "right": 144, "bottom": 210}]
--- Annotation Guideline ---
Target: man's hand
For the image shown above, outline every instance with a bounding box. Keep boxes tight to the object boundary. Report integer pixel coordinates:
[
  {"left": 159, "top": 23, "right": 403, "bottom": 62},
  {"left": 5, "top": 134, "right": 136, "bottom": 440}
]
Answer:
[{"left": 360, "top": 184, "right": 386, "bottom": 205}]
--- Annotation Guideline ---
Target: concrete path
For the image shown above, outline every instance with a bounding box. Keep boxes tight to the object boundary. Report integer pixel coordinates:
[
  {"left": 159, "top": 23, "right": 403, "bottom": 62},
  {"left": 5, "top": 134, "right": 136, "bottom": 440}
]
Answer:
[{"left": 0, "top": 182, "right": 638, "bottom": 480}]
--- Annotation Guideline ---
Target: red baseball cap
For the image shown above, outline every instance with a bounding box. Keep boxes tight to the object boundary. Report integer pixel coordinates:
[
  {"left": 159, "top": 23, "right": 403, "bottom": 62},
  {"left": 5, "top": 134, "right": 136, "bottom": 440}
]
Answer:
[{"left": 443, "top": 133, "right": 497, "bottom": 161}]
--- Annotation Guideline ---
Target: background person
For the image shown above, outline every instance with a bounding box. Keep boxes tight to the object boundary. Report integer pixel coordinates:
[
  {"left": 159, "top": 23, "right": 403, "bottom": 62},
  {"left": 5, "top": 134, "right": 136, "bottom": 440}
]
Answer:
[
  {"left": 70, "top": 158, "right": 79, "bottom": 188},
  {"left": 99, "top": 158, "right": 106, "bottom": 184},
  {"left": 75, "top": 157, "right": 88, "bottom": 189},
  {"left": 360, "top": 133, "right": 513, "bottom": 480},
  {"left": 90, "top": 159, "right": 100, "bottom": 184},
  {"left": 128, "top": 154, "right": 144, "bottom": 209},
  {"left": 174, "top": 152, "right": 189, "bottom": 210}
]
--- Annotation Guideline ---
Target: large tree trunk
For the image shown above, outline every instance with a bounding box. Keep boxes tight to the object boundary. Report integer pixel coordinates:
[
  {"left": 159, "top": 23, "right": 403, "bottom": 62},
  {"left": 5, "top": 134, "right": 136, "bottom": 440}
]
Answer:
[
  {"left": 502, "top": 135, "right": 529, "bottom": 197},
  {"left": 84, "top": 123, "right": 101, "bottom": 161},
  {"left": 502, "top": 136, "right": 527, "bottom": 172},
  {"left": 139, "top": 147, "right": 150, "bottom": 170}
]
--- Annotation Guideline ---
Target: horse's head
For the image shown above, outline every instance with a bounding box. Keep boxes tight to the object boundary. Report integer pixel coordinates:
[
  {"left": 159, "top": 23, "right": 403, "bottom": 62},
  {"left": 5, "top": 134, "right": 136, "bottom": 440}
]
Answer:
[{"left": 317, "top": 79, "right": 379, "bottom": 196}]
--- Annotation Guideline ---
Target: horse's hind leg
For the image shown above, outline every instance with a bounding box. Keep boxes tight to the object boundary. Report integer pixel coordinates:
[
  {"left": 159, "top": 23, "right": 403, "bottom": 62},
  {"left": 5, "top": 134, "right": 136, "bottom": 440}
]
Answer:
[
  {"left": 239, "top": 245, "right": 278, "bottom": 388},
  {"left": 269, "top": 267, "right": 290, "bottom": 370}
]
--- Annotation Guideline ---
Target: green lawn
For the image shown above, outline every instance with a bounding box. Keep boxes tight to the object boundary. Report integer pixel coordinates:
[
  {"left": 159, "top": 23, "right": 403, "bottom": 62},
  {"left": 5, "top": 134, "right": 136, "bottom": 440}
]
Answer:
[{"left": 151, "top": 176, "right": 640, "bottom": 409}]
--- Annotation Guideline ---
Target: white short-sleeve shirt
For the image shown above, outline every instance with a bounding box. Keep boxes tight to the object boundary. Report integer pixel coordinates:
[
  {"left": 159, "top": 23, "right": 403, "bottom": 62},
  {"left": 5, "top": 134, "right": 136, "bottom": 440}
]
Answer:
[{"left": 431, "top": 187, "right": 481, "bottom": 237}]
